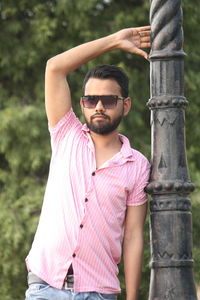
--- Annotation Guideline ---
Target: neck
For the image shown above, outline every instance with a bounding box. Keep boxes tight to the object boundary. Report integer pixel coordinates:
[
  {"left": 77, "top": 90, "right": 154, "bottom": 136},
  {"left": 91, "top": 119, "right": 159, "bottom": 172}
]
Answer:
[{"left": 90, "top": 130, "right": 121, "bottom": 149}]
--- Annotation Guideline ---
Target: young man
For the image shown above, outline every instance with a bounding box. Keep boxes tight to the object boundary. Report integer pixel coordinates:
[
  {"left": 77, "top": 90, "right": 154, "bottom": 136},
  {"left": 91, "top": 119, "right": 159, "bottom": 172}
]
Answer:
[{"left": 25, "top": 26, "right": 151, "bottom": 300}]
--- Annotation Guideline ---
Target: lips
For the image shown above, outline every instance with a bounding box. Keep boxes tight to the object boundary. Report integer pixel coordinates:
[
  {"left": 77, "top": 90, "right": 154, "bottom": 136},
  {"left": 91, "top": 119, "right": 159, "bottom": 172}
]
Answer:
[
  {"left": 91, "top": 114, "right": 109, "bottom": 120},
  {"left": 93, "top": 116, "right": 106, "bottom": 120}
]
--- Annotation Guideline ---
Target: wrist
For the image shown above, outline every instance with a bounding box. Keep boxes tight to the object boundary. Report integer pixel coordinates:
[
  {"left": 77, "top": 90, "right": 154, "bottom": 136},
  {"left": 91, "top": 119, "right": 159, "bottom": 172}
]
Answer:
[{"left": 105, "top": 32, "right": 121, "bottom": 51}]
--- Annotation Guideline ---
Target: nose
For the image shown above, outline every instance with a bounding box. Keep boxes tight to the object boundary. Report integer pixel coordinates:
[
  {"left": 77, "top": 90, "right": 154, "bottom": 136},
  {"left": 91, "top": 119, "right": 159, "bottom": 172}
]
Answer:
[{"left": 95, "top": 100, "right": 105, "bottom": 112}]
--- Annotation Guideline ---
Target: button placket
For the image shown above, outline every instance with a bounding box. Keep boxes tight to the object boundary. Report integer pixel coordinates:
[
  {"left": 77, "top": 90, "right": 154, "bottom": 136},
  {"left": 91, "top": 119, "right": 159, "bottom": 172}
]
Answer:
[{"left": 70, "top": 200, "right": 88, "bottom": 260}]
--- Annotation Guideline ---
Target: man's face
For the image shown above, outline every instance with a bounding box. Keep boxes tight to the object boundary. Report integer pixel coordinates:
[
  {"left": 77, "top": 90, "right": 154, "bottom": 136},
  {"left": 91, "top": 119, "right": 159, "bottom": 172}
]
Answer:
[{"left": 80, "top": 78, "right": 131, "bottom": 135}]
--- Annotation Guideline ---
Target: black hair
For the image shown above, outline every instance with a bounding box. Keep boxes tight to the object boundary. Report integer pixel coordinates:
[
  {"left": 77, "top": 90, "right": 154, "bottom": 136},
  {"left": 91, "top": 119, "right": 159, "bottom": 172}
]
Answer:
[{"left": 82, "top": 65, "right": 129, "bottom": 98}]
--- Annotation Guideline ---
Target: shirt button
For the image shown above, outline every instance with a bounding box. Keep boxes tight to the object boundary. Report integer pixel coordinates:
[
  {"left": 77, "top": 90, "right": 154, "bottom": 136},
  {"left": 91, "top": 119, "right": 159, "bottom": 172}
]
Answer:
[
  {"left": 80, "top": 224, "right": 83, "bottom": 228},
  {"left": 92, "top": 172, "right": 95, "bottom": 176},
  {"left": 85, "top": 198, "right": 88, "bottom": 202},
  {"left": 72, "top": 253, "right": 76, "bottom": 258}
]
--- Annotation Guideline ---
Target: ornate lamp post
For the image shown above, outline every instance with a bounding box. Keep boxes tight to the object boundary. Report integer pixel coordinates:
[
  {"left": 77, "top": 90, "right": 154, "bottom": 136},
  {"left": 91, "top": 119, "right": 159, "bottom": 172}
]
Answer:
[{"left": 145, "top": 0, "right": 198, "bottom": 299}]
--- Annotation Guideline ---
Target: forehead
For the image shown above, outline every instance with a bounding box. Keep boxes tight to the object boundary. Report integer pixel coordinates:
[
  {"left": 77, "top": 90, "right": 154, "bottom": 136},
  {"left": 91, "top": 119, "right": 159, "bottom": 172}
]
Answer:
[{"left": 84, "top": 78, "right": 121, "bottom": 95}]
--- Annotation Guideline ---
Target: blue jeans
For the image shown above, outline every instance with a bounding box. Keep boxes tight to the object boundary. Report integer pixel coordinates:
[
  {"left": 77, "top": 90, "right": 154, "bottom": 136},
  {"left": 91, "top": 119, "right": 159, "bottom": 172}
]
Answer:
[{"left": 25, "top": 283, "right": 118, "bottom": 300}]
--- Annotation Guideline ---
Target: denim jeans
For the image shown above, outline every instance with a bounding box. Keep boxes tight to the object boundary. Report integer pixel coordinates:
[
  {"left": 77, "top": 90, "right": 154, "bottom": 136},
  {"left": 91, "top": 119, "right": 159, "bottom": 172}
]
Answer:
[{"left": 25, "top": 283, "right": 118, "bottom": 300}]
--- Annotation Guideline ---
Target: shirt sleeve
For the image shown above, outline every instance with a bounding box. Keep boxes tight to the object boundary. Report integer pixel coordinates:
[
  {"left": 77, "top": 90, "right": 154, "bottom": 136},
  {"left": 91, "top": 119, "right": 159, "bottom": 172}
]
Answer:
[
  {"left": 48, "top": 108, "right": 82, "bottom": 150},
  {"left": 127, "top": 156, "right": 151, "bottom": 206}
]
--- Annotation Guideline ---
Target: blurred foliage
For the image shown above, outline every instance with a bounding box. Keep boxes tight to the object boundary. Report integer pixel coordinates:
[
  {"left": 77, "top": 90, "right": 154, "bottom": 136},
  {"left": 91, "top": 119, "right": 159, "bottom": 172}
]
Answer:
[{"left": 0, "top": 0, "right": 200, "bottom": 299}]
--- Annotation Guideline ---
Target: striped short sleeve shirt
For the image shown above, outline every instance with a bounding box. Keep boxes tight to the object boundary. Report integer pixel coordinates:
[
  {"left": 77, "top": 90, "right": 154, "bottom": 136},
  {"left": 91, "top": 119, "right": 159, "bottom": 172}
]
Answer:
[{"left": 26, "top": 108, "right": 151, "bottom": 294}]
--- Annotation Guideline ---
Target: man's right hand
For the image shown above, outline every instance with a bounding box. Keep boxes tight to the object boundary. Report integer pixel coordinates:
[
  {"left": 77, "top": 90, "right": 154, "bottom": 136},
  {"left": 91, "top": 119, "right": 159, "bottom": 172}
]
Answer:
[{"left": 114, "top": 26, "right": 151, "bottom": 59}]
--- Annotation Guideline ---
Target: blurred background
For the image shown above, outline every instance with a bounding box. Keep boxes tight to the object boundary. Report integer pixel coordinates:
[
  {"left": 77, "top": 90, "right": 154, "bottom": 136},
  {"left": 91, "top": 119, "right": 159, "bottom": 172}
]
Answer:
[{"left": 0, "top": 0, "right": 199, "bottom": 299}]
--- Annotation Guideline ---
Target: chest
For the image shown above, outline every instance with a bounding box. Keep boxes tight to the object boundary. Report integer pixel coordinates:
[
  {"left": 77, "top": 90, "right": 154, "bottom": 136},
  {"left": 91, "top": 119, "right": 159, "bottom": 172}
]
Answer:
[
  {"left": 95, "top": 152, "right": 115, "bottom": 169},
  {"left": 95, "top": 147, "right": 121, "bottom": 169}
]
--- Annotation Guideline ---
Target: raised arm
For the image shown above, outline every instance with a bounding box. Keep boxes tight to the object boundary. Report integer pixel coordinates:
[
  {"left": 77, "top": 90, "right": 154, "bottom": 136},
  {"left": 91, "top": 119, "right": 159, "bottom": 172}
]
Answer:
[{"left": 45, "top": 26, "right": 151, "bottom": 126}]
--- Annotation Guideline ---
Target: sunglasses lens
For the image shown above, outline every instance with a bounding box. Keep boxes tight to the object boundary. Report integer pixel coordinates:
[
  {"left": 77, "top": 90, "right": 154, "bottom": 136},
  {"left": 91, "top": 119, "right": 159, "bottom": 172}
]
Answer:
[
  {"left": 82, "top": 95, "right": 118, "bottom": 108},
  {"left": 101, "top": 96, "right": 117, "bottom": 108},
  {"left": 82, "top": 96, "right": 98, "bottom": 108}
]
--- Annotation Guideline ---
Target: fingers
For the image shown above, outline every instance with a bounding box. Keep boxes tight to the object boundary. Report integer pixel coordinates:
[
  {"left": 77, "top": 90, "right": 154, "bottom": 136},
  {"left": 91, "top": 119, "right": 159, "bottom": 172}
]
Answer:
[
  {"left": 117, "top": 26, "right": 151, "bottom": 59},
  {"left": 137, "top": 28, "right": 151, "bottom": 49},
  {"left": 140, "top": 35, "right": 151, "bottom": 45},
  {"left": 134, "top": 26, "right": 151, "bottom": 38},
  {"left": 138, "top": 31, "right": 151, "bottom": 38},
  {"left": 134, "top": 36, "right": 151, "bottom": 49},
  {"left": 140, "top": 36, "right": 151, "bottom": 42},
  {"left": 136, "top": 25, "right": 151, "bottom": 32},
  {"left": 134, "top": 48, "right": 149, "bottom": 60},
  {"left": 140, "top": 35, "right": 151, "bottom": 49},
  {"left": 141, "top": 42, "right": 151, "bottom": 49},
  {"left": 132, "top": 26, "right": 151, "bottom": 47}
]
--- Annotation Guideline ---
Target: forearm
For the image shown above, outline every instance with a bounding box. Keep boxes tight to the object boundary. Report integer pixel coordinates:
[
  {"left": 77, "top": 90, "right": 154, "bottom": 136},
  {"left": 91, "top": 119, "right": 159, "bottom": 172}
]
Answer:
[
  {"left": 46, "top": 25, "right": 151, "bottom": 75},
  {"left": 46, "top": 33, "right": 119, "bottom": 75},
  {"left": 123, "top": 235, "right": 144, "bottom": 300}
]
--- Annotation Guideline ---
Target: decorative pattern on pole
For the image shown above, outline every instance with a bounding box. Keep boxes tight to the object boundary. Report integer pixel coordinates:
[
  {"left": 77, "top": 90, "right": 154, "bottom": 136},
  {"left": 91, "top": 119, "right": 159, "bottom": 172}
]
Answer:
[{"left": 146, "top": 0, "right": 198, "bottom": 299}]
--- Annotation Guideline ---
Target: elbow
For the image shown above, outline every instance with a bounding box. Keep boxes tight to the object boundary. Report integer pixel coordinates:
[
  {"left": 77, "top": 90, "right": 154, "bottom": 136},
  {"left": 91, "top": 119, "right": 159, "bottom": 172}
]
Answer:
[
  {"left": 46, "top": 57, "right": 58, "bottom": 72},
  {"left": 123, "top": 231, "right": 144, "bottom": 246},
  {"left": 45, "top": 57, "right": 69, "bottom": 76}
]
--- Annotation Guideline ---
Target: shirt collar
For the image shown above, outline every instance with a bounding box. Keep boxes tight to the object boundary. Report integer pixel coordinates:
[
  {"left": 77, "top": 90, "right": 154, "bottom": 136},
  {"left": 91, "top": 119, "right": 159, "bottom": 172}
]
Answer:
[{"left": 118, "top": 134, "right": 135, "bottom": 161}]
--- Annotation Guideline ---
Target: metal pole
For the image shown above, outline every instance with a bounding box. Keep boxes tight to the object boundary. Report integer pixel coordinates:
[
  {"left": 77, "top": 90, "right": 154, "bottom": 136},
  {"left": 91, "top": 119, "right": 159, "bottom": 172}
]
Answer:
[{"left": 146, "top": 0, "right": 198, "bottom": 298}]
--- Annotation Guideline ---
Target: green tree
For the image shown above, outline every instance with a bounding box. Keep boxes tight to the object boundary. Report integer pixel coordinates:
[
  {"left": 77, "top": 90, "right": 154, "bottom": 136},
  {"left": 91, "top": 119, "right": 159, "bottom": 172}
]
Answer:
[{"left": 0, "top": 0, "right": 199, "bottom": 299}]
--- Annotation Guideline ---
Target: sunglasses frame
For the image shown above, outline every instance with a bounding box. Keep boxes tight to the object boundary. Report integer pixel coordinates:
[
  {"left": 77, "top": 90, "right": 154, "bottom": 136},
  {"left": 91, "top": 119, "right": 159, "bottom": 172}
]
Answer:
[{"left": 81, "top": 95, "right": 125, "bottom": 109}]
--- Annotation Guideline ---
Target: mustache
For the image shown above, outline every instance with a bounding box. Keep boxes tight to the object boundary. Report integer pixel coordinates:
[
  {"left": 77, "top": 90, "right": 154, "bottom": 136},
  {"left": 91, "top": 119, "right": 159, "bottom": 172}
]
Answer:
[{"left": 91, "top": 113, "right": 110, "bottom": 120}]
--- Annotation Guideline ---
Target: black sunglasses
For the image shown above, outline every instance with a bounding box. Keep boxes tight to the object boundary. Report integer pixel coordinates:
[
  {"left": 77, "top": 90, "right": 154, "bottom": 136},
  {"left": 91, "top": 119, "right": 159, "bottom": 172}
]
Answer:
[{"left": 81, "top": 95, "right": 125, "bottom": 109}]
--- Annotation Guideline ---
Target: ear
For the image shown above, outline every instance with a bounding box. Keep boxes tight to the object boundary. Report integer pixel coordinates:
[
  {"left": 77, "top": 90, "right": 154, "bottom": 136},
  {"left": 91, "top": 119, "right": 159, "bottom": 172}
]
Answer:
[{"left": 123, "top": 97, "right": 132, "bottom": 116}]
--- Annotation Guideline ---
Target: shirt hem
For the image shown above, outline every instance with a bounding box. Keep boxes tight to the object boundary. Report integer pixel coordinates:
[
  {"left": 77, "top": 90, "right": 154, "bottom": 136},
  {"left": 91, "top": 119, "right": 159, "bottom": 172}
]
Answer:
[{"left": 126, "top": 197, "right": 148, "bottom": 206}]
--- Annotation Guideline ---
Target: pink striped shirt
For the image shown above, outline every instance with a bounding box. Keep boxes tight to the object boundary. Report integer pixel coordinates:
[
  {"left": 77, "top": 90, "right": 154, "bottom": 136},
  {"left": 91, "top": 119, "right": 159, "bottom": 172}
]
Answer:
[{"left": 26, "top": 109, "right": 150, "bottom": 294}]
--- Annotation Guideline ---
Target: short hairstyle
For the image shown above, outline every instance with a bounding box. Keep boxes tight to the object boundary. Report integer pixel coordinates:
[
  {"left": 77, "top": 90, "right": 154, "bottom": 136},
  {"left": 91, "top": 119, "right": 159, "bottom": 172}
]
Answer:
[{"left": 82, "top": 65, "right": 129, "bottom": 98}]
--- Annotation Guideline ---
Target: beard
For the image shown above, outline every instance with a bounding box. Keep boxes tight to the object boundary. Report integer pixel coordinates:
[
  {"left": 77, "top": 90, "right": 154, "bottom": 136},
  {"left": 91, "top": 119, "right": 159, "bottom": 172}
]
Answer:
[{"left": 84, "top": 112, "right": 123, "bottom": 135}]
